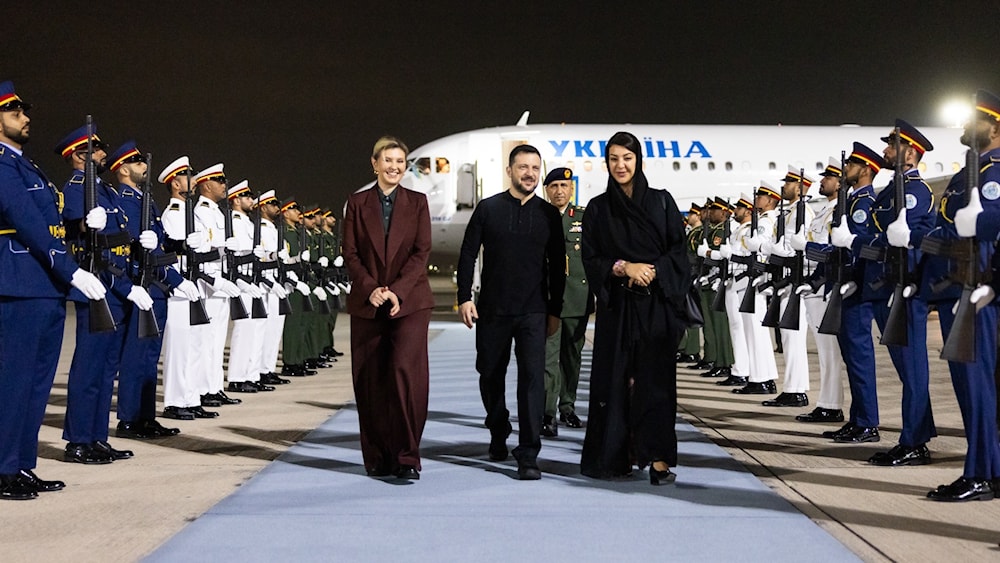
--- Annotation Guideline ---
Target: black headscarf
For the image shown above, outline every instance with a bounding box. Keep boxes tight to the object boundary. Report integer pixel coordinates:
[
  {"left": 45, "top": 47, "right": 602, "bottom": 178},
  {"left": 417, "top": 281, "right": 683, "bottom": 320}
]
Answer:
[{"left": 604, "top": 132, "right": 665, "bottom": 262}]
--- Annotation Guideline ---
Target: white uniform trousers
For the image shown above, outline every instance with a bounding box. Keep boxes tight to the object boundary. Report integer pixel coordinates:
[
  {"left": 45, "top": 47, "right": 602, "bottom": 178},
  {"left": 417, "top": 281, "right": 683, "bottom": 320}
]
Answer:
[
  {"left": 256, "top": 292, "right": 286, "bottom": 375},
  {"left": 228, "top": 294, "right": 267, "bottom": 383},
  {"left": 804, "top": 294, "right": 845, "bottom": 409},
  {"left": 201, "top": 287, "right": 229, "bottom": 395},
  {"left": 739, "top": 286, "right": 779, "bottom": 383},
  {"left": 162, "top": 295, "right": 205, "bottom": 408},
  {"left": 724, "top": 277, "right": 750, "bottom": 378},
  {"left": 779, "top": 290, "right": 810, "bottom": 393}
]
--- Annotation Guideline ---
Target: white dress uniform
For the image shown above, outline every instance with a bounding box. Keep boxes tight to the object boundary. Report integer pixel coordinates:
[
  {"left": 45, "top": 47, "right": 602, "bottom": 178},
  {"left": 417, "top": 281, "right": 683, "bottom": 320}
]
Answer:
[
  {"left": 774, "top": 198, "right": 815, "bottom": 394},
  {"left": 192, "top": 195, "right": 228, "bottom": 396},
  {"left": 160, "top": 196, "right": 205, "bottom": 409},
  {"left": 226, "top": 208, "right": 266, "bottom": 384},
  {"left": 255, "top": 217, "right": 286, "bottom": 376},
  {"left": 802, "top": 198, "right": 846, "bottom": 410},
  {"left": 723, "top": 217, "right": 750, "bottom": 379},
  {"left": 741, "top": 208, "right": 780, "bottom": 384}
]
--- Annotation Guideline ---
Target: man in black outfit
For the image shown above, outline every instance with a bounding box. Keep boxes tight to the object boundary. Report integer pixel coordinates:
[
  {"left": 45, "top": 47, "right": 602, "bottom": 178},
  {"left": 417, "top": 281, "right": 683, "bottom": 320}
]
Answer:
[{"left": 457, "top": 144, "right": 565, "bottom": 480}]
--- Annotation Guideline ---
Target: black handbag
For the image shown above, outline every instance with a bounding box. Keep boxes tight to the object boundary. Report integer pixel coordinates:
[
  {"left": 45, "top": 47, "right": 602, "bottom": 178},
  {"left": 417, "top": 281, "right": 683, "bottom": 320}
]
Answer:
[{"left": 683, "top": 284, "right": 704, "bottom": 328}]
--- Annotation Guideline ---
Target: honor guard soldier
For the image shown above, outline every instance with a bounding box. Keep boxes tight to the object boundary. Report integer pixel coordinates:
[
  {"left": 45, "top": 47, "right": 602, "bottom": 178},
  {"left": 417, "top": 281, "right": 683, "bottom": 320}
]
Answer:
[
  {"left": 693, "top": 198, "right": 734, "bottom": 377},
  {"left": 847, "top": 120, "right": 937, "bottom": 466},
  {"left": 303, "top": 204, "right": 333, "bottom": 367},
  {"left": 788, "top": 157, "right": 847, "bottom": 423},
  {"left": 279, "top": 196, "right": 318, "bottom": 376},
  {"left": 107, "top": 141, "right": 198, "bottom": 439},
  {"left": 828, "top": 142, "right": 885, "bottom": 443},
  {"left": 733, "top": 182, "right": 780, "bottom": 395},
  {"left": 191, "top": 164, "right": 243, "bottom": 408},
  {"left": 714, "top": 194, "right": 756, "bottom": 387},
  {"left": 225, "top": 180, "right": 273, "bottom": 393},
  {"left": 56, "top": 123, "right": 156, "bottom": 464},
  {"left": 920, "top": 90, "right": 1000, "bottom": 501},
  {"left": 677, "top": 203, "right": 703, "bottom": 364},
  {"left": 685, "top": 200, "right": 714, "bottom": 371},
  {"left": 251, "top": 190, "right": 290, "bottom": 385},
  {"left": 320, "top": 209, "right": 346, "bottom": 358},
  {"left": 540, "top": 168, "right": 594, "bottom": 437},
  {"left": 0, "top": 81, "right": 106, "bottom": 498}
]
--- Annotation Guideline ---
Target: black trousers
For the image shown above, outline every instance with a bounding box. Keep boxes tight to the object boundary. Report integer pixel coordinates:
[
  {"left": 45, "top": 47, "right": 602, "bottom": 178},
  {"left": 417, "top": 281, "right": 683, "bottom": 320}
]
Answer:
[{"left": 476, "top": 312, "right": 546, "bottom": 462}]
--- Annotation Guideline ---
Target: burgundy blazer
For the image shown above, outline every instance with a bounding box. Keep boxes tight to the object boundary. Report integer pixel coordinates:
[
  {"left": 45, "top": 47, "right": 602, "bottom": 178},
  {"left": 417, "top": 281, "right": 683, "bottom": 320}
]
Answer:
[{"left": 343, "top": 185, "right": 434, "bottom": 319}]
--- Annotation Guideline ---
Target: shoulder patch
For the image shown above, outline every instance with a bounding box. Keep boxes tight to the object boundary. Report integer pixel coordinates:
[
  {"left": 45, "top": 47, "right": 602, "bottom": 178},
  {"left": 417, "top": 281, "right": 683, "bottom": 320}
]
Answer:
[
  {"left": 199, "top": 201, "right": 210, "bottom": 207},
  {"left": 168, "top": 203, "right": 180, "bottom": 210},
  {"left": 69, "top": 176, "right": 84, "bottom": 184},
  {"left": 983, "top": 181, "right": 1000, "bottom": 201},
  {"left": 122, "top": 189, "right": 134, "bottom": 198},
  {"left": 852, "top": 209, "right": 868, "bottom": 224},
  {"left": 905, "top": 193, "right": 917, "bottom": 210},
  {"left": 233, "top": 214, "right": 242, "bottom": 220}
]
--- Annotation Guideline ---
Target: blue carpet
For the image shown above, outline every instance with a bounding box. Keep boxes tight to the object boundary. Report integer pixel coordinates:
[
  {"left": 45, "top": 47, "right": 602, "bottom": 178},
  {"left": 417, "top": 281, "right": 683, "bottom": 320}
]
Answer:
[{"left": 147, "top": 322, "right": 858, "bottom": 562}]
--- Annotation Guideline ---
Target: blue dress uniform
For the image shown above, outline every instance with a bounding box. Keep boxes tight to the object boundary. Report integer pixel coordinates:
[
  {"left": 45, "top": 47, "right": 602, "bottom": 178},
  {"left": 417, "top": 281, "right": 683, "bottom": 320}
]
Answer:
[
  {"left": 0, "top": 93, "right": 81, "bottom": 494},
  {"left": 109, "top": 142, "right": 184, "bottom": 437},
  {"left": 853, "top": 122, "right": 937, "bottom": 461},
  {"left": 57, "top": 126, "right": 139, "bottom": 463}
]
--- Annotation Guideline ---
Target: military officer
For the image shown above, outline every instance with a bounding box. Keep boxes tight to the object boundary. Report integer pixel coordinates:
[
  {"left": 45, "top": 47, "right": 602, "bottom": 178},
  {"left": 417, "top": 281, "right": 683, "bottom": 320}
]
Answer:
[
  {"left": 714, "top": 194, "right": 755, "bottom": 387},
  {"left": 0, "top": 81, "right": 106, "bottom": 498},
  {"left": 788, "top": 157, "right": 847, "bottom": 423},
  {"left": 540, "top": 168, "right": 594, "bottom": 437},
  {"left": 251, "top": 190, "right": 290, "bottom": 385},
  {"left": 320, "top": 209, "right": 345, "bottom": 358},
  {"left": 921, "top": 90, "right": 1000, "bottom": 501},
  {"left": 280, "top": 196, "right": 318, "bottom": 376},
  {"left": 694, "top": 198, "right": 734, "bottom": 378},
  {"left": 677, "top": 203, "right": 703, "bottom": 364},
  {"left": 107, "top": 141, "right": 198, "bottom": 439},
  {"left": 56, "top": 123, "right": 155, "bottom": 464},
  {"left": 828, "top": 142, "right": 885, "bottom": 443}
]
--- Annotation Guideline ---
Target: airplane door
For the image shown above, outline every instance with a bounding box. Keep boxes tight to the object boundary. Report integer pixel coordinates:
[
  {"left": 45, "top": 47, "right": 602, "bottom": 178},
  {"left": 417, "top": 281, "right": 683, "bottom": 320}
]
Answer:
[{"left": 457, "top": 162, "right": 476, "bottom": 209}]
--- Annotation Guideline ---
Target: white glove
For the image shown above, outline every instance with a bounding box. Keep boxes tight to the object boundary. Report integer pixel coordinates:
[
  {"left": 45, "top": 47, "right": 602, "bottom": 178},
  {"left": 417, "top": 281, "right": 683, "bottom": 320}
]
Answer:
[
  {"left": 340, "top": 281, "right": 352, "bottom": 295},
  {"left": 766, "top": 240, "right": 795, "bottom": 258},
  {"left": 329, "top": 284, "right": 341, "bottom": 296},
  {"left": 295, "top": 281, "right": 311, "bottom": 296},
  {"left": 745, "top": 235, "right": 763, "bottom": 252},
  {"left": 955, "top": 187, "right": 983, "bottom": 238},
  {"left": 830, "top": 216, "right": 856, "bottom": 248},
  {"left": 333, "top": 256, "right": 344, "bottom": 268},
  {"left": 710, "top": 279, "right": 720, "bottom": 291},
  {"left": 718, "top": 243, "right": 733, "bottom": 260},
  {"left": 286, "top": 270, "right": 300, "bottom": 283},
  {"left": 236, "top": 279, "right": 263, "bottom": 298},
  {"left": 70, "top": 269, "right": 106, "bottom": 300},
  {"left": 696, "top": 241, "right": 710, "bottom": 258},
  {"left": 253, "top": 244, "right": 269, "bottom": 259},
  {"left": 85, "top": 207, "right": 107, "bottom": 230},
  {"left": 301, "top": 249, "right": 311, "bottom": 262},
  {"left": 127, "top": 286, "right": 154, "bottom": 311},
  {"left": 139, "top": 230, "right": 158, "bottom": 250},
  {"left": 277, "top": 248, "right": 291, "bottom": 261},
  {"left": 709, "top": 250, "right": 722, "bottom": 261},
  {"left": 971, "top": 284, "right": 996, "bottom": 312},
  {"left": 212, "top": 276, "right": 241, "bottom": 298},
  {"left": 270, "top": 283, "right": 288, "bottom": 299},
  {"left": 787, "top": 228, "right": 807, "bottom": 252},
  {"left": 840, "top": 281, "right": 858, "bottom": 298},
  {"left": 313, "top": 286, "right": 328, "bottom": 301},
  {"left": 186, "top": 231, "right": 206, "bottom": 250},
  {"left": 886, "top": 209, "right": 911, "bottom": 248},
  {"left": 175, "top": 279, "right": 201, "bottom": 301},
  {"left": 319, "top": 256, "right": 329, "bottom": 267},
  {"left": 224, "top": 236, "right": 241, "bottom": 252},
  {"left": 795, "top": 283, "right": 813, "bottom": 295}
]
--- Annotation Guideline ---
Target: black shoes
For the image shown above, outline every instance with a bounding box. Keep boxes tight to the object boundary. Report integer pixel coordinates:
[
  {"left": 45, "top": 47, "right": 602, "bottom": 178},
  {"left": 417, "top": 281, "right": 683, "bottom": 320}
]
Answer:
[
  {"left": 18, "top": 469, "right": 64, "bottom": 492},
  {"left": 261, "top": 372, "right": 290, "bottom": 385},
  {"left": 252, "top": 380, "right": 276, "bottom": 392},
  {"left": 716, "top": 375, "right": 748, "bottom": 386},
  {"left": 215, "top": 390, "right": 242, "bottom": 405},
  {"left": 396, "top": 465, "right": 420, "bottom": 480},
  {"left": 822, "top": 422, "right": 854, "bottom": 439},
  {"left": 117, "top": 419, "right": 179, "bottom": 439},
  {"left": 927, "top": 477, "right": 995, "bottom": 502},
  {"left": 541, "top": 415, "right": 558, "bottom": 438},
  {"left": 93, "top": 440, "right": 133, "bottom": 460},
  {"left": 732, "top": 380, "right": 777, "bottom": 395},
  {"left": 227, "top": 381, "right": 259, "bottom": 393},
  {"left": 282, "top": 364, "right": 316, "bottom": 377},
  {"left": 200, "top": 393, "right": 223, "bottom": 407},
  {"left": 560, "top": 411, "right": 583, "bottom": 428},
  {"left": 868, "top": 443, "right": 930, "bottom": 466},
  {"left": 64, "top": 442, "right": 113, "bottom": 464},
  {"left": 163, "top": 406, "right": 196, "bottom": 421},
  {"left": 517, "top": 462, "right": 541, "bottom": 480},
  {"left": 323, "top": 346, "right": 344, "bottom": 357},
  {"left": 488, "top": 421, "right": 513, "bottom": 461},
  {"left": 143, "top": 419, "right": 181, "bottom": 437},
  {"left": 676, "top": 353, "right": 699, "bottom": 364},
  {"left": 796, "top": 407, "right": 844, "bottom": 423},
  {"left": 304, "top": 358, "right": 330, "bottom": 369},
  {"left": 649, "top": 464, "right": 677, "bottom": 486},
  {"left": 0, "top": 473, "right": 38, "bottom": 500},
  {"left": 688, "top": 359, "right": 714, "bottom": 370},
  {"left": 189, "top": 405, "right": 220, "bottom": 418},
  {"left": 833, "top": 425, "right": 880, "bottom": 443},
  {"left": 701, "top": 366, "right": 730, "bottom": 378},
  {"left": 762, "top": 392, "right": 808, "bottom": 407}
]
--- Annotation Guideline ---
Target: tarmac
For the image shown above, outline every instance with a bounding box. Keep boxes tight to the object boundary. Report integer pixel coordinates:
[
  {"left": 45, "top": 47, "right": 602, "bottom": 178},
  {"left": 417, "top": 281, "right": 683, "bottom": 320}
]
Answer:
[{"left": 4, "top": 300, "right": 1000, "bottom": 562}]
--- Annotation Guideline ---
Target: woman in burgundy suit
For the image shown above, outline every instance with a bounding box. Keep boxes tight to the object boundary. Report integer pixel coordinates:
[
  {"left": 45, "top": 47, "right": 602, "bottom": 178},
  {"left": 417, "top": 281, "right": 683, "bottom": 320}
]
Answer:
[{"left": 343, "top": 136, "right": 434, "bottom": 480}]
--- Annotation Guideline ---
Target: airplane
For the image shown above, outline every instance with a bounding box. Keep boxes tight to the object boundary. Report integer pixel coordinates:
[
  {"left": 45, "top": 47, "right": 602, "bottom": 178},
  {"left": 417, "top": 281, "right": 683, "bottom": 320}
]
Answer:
[{"left": 358, "top": 112, "right": 968, "bottom": 269}]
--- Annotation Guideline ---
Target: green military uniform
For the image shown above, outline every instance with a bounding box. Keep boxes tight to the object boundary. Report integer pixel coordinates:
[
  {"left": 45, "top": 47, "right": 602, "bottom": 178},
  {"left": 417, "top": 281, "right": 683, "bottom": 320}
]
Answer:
[
  {"left": 306, "top": 226, "right": 332, "bottom": 355},
  {"left": 544, "top": 205, "right": 594, "bottom": 418},
  {"left": 679, "top": 224, "right": 703, "bottom": 357},
  {"left": 281, "top": 223, "right": 312, "bottom": 366},
  {"left": 698, "top": 221, "right": 734, "bottom": 368},
  {"left": 320, "top": 227, "right": 341, "bottom": 348}
]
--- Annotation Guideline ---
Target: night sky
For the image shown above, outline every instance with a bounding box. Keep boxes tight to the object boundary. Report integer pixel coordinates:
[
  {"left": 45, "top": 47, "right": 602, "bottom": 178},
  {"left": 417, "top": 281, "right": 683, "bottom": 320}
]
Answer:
[{"left": 8, "top": 1, "right": 1000, "bottom": 212}]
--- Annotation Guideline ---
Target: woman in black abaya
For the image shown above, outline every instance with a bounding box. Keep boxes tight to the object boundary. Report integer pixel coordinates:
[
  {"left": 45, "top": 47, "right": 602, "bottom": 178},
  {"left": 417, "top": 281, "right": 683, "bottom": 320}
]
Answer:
[{"left": 580, "top": 131, "right": 691, "bottom": 484}]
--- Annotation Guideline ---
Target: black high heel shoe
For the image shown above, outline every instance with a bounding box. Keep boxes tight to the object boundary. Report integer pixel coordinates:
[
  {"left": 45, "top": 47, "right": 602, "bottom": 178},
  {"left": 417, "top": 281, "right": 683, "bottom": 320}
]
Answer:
[{"left": 649, "top": 463, "right": 676, "bottom": 486}]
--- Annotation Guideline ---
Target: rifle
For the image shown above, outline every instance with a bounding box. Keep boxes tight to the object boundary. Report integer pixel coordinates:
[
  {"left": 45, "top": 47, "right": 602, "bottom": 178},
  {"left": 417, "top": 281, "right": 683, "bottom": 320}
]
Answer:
[
  {"left": 297, "top": 221, "right": 317, "bottom": 312},
  {"left": 818, "top": 151, "right": 850, "bottom": 335},
  {"left": 274, "top": 218, "right": 293, "bottom": 315},
  {"left": 82, "top": 115, "right": 117, "bottom": 333},
  {"left": 248, "top": 205, "right": 268, "bottom": 319},
  {"left": 221, "top": 192, "right": 250, "bottom": 321},
  {"left": 183, "top": 172, "right": 212, "bottom": 326},
  {"left": 710, "top": 201, "right": 731, "bottom": 312},
  {"left": 761, "top": 195, "right": 788, "bottom": 328},
  {"left": 314, "top": 225, "right": 333, "bottom": 315},
  {"left": 778, "top": 171, "right": 807, "bottom": 330},
  {"left": 880, "top": 127, "right": 911, "bottom": 346},
  {"left": 737, "top": 200, "right": 760, "bottom": 313},
  {"left": 136, "top": 153, "right": 172, "bottom": 338}
]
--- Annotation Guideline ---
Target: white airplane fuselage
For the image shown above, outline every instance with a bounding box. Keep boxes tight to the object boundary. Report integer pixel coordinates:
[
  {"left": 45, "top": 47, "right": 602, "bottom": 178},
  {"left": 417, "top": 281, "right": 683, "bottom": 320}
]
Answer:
[{"left": 359, "top": 123, "right": 967, "bottom": 269}]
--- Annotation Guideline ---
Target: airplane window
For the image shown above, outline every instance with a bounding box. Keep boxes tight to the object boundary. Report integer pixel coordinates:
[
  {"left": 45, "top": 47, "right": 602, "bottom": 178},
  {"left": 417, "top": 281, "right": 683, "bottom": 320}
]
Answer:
[
  {"left": 725, "top": 162, "right": 733, "bottom": 171},
  {"left": 435, "top": 157, "right": 451, "bottom": 174},
  {"left": 672, "top": 162, "right": 680, "bottom": 171},
  {"left": 708, "top": 162, "right": 715, "bottom": 171},
  {"left": 768, "top": 162, "right": 776, "bottom": 170},
  {"left": 583, "top": 160, "right": 593, "bottom": 172},
  {"left": 815, "top": 162, "right": 823, "bottom": 171},
  {"left": 414, "top": 157, "right": 431, "bottom": 176},
  {"left": 935, "top": 162, "right": 943, "bottom": 172},
  {"left": 690, "top": 162, "right": 698, "bottom": 171}
]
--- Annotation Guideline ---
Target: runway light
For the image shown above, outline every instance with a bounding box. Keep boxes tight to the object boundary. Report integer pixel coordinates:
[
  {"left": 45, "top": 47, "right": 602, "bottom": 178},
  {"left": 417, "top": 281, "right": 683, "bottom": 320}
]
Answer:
[{"left": 941, "top": 99, "right": 972, "bottom": 128}]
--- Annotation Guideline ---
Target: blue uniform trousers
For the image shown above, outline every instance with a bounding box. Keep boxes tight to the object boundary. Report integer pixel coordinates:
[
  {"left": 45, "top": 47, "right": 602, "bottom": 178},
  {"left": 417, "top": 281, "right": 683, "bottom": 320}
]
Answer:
[
  {"left": 0, "top": 298, "right": 66, "bottom": 473},
  {"left": 937, "top": 300, "right": 1000, "bottom": 479},
  {"left": 63, "top": 300, "right": 126, "bottom": 444},
  {"left": 839, "top": 298, "right": 878, "bottom": 427},
  {"left": 117, "top": 297, "right": 167, "bottom": 422},
  {"left": 872, "top": 298, "right": 936, "bottom": 447}
]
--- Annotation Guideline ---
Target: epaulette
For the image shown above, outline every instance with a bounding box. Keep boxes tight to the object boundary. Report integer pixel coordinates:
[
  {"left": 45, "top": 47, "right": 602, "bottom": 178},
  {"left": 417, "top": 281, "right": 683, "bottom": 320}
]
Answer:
[
  {"left": 199, "top": 201, "right": 210, "bottom": 207},
  {"left": 168, "top": 203, "right": 180, "bottom": 211},
  {"left": 982, "top": 158, "right": 999, "bottom": 173},
  {"left": 121, "top": 188, "right": 134, "bottom": 198},
  {"left": 233, "top": 214, "right": 242, "bottom": 220},
  {"left": 69, "top": 175, "right": 84, "bottom": 184},
  {"left": 0, "top": 146, "right": 5, "bottom": 157}
]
